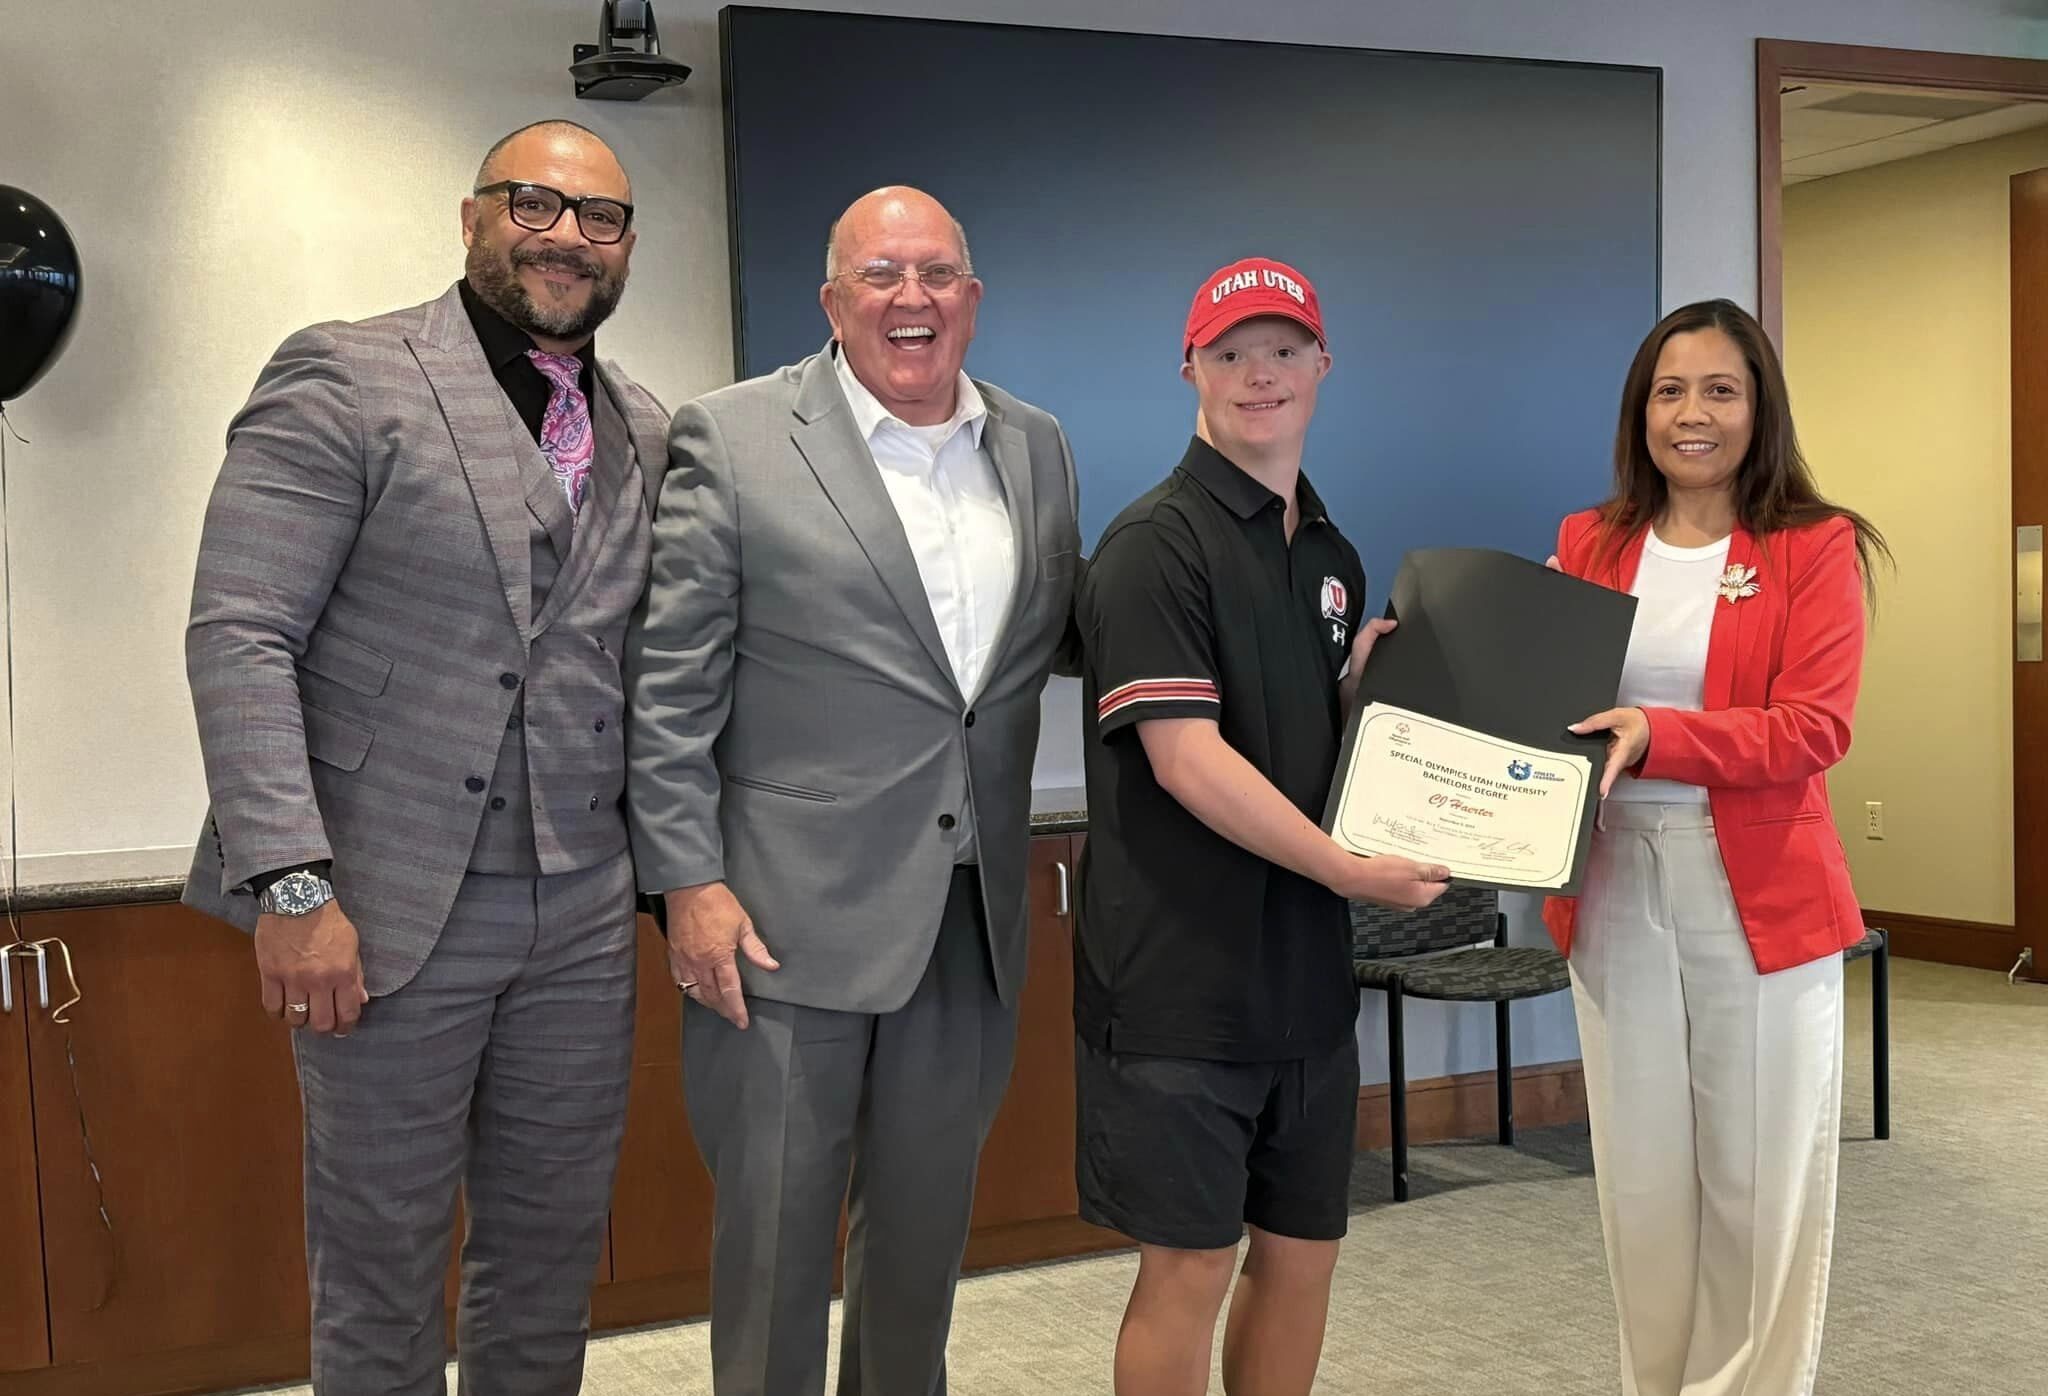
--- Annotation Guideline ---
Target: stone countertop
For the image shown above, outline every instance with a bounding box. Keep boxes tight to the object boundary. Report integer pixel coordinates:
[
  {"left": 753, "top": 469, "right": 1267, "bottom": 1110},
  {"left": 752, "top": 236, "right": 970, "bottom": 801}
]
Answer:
[
  {"left": 11, "top": 875, "right": 190, "bottom": 915},
  {"left": 14, "top": 794, "right": 1090, "bottom": 914}
]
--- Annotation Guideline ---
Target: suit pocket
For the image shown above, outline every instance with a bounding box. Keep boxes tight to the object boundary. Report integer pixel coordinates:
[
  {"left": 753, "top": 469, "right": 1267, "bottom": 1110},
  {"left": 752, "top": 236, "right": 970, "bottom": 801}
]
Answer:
[
  {"left": 1747, "top": 809, "right": 1826, "bottom": 827},
  {"left": 303, "top": 702, "right": 374, "bottom": 772},
  {"left": 300, "top": 629, "right": 394, "bottom": 697},
  {"left": 1040, "top": 549, "right": 1078, "bottom": 580},
  {"left": 725, "top": 772, "right": 837, "bottom": 803}
]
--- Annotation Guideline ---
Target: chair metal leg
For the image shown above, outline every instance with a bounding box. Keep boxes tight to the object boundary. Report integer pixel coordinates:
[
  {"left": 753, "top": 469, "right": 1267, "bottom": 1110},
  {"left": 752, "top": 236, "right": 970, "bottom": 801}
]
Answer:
[
  {"left": 1495, "top": 998, "right": 1515, "bottom": 1146},
  {"left": 1872, "top": 935, "right": 1891, "bottom": 1141},
  {"left": 1388, "top": 984, "right": 1409, "bottom": 1201}
]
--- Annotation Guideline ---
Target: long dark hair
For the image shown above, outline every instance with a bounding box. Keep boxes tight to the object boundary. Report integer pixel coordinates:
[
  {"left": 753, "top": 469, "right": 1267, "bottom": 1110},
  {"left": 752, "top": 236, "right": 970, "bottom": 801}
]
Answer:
[{"left": 1595, "top": 298, "right": 1890, "bottom": 601}]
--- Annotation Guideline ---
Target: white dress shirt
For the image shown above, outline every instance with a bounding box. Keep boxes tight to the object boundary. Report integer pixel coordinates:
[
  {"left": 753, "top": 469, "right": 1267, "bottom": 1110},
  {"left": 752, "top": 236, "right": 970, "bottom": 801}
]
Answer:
[
  {"left": 834, "top": 346, "right": 1016, "bottom": 859},
  {"left": 1609, "top": 530, "right": 1731, "bottom": 804}
]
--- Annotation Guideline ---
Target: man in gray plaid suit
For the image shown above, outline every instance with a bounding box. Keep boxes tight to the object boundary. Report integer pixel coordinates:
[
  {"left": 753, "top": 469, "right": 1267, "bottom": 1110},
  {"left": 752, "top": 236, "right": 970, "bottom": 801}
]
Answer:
[{"left": 183, "top": 120, "right": 665, "bottom": 1395}]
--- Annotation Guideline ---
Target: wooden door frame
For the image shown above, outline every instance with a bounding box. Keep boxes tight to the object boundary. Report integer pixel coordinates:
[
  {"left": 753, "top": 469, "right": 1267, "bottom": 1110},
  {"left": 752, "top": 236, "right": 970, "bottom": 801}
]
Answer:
[
  {"left": 1757, "top": 39, "right": 2048, "bottom": 346},
  {"left": 1757, "top": 39, "right": 2048, "bottom": 976}
]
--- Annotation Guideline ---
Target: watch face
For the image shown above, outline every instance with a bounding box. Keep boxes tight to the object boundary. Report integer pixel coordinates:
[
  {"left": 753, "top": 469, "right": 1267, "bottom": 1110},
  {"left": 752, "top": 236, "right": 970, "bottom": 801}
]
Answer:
[{"left": 270, "top": 873, "right": 329, "bottom": 915}]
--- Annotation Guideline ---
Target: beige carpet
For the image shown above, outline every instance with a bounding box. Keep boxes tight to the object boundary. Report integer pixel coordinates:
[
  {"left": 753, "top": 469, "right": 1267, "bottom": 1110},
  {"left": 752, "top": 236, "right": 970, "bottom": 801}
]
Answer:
[{"left": 249, "top": 956, "right": 2048, "bottom": 1394}]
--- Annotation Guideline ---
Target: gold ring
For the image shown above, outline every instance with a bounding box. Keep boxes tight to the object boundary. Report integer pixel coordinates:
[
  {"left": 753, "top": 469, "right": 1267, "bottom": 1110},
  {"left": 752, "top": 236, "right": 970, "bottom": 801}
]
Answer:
[{"left": 286, "top": 1002, "right": 310, "bottom": 1013}]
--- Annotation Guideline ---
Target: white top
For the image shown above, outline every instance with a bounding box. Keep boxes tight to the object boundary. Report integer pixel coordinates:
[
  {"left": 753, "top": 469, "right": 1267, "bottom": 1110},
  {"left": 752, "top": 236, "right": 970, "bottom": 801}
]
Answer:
[
  {"left": 834, "top": 346, "right": 1016, "bottom": 859},
  {"left": 1608, "top": 530, "right": 1731, "bottom": 804}
]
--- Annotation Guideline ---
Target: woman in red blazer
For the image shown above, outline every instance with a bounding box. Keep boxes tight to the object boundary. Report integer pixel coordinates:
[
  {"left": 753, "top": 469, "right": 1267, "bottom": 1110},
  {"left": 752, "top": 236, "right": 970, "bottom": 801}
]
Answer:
[{"left": 1547, "top": 299, "right": 1884, "bottom": 1396}]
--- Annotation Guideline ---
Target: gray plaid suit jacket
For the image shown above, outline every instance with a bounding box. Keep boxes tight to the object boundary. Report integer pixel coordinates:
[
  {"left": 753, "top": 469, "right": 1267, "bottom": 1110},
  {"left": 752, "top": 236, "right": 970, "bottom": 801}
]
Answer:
[{"left": 182, "top": 283, "right": 667, "bottom": 995}]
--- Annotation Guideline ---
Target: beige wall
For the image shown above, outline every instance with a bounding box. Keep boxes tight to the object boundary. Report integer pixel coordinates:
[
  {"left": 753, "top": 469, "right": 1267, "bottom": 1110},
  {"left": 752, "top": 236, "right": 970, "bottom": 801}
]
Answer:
[{"left": 1784, "top": 125, "right": 2048, "bottom": 926}]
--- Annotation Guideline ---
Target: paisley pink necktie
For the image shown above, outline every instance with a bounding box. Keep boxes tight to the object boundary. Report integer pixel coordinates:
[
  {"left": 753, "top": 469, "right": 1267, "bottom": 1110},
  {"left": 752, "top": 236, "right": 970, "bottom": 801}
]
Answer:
[{"left": 525, "top": 350, "right": 594, "bottom": 515}]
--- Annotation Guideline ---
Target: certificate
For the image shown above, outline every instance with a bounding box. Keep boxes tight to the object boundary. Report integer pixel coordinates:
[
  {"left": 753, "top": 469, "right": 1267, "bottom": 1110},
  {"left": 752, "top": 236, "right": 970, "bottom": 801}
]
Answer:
[
  {"left": 1326, "top": 703, "right": 1590, "bottom": 888},
  {"left": 1317, "top": 547, "right": 1636, "bottom": 896}
]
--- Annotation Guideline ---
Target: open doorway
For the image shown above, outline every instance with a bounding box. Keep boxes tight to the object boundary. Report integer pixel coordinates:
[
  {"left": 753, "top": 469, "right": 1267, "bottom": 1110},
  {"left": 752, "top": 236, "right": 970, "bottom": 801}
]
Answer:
[{"left": 1759, "top": 41, "right": 2048, "bottom": 978}]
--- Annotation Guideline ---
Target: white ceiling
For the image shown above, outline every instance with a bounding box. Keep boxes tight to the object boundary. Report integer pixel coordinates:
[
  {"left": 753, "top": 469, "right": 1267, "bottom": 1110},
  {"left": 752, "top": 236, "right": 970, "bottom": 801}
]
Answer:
[{"left": 1781, "top": 81, "right": 2048, "bottom": 184}]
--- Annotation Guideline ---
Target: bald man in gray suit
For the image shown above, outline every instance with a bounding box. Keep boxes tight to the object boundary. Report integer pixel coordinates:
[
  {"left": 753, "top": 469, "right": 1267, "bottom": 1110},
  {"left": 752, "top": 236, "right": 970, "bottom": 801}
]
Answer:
[
  {"left": 184, "top": 121, "right": 664, "bottom": 1395},
  {"left": 626, "top": 186, "right": 1082, "bottom": 1395}
]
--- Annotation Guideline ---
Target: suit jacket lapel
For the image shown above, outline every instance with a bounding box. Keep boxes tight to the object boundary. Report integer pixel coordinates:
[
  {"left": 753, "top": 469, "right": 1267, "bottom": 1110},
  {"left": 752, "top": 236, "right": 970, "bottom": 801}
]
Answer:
[
  {"left": 524, "top": 459, "right": 576, "bottom": 561},
  {"left": 534, "top": 377, "right": 631, "bottom": 633},
  {"left": 1703, "top": 526, "right": 1757, "bottom": 712},
  {"left": 603, "top": 368, "right": 668, "bottom": 521},
  {"left": 980, "top": 397, "right": 1037, "bottom": 665},
  {"left": 789, "top": 347, "right": 957, "bottom": 690},
  {"left": 500, "top": 389, "right": 576, "bottom": 563},
  {"left": 1615, "top": 520, "right": 1752, "bottom": 713},
  {"left": 409, "top": 284, "right": 532, "bottom": 640}
]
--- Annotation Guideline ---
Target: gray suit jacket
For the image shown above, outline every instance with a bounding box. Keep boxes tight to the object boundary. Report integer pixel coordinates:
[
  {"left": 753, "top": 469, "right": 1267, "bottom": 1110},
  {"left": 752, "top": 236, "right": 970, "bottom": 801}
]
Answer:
[
  {"left": 625, "top": 346, "right": 1081, "bottom": 1014},
  {"left": 182, "top": 284, "right": 667, "bottom": 995}
]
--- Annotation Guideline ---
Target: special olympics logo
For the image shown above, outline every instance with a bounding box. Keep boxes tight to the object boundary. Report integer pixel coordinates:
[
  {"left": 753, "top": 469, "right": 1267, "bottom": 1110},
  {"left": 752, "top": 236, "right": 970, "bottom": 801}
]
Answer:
[{"left": 1507, "top": 760, "right": 1533, "bottom": 782}]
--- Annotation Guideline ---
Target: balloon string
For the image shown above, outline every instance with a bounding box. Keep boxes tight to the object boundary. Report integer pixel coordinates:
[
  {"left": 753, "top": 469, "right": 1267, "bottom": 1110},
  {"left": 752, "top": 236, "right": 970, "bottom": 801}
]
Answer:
[
  {"left": 0, "top": 408, "right": 119, "bottom": 1306},
  {"left": 1, "top": 408, "right": 16, "bottom": 941}
]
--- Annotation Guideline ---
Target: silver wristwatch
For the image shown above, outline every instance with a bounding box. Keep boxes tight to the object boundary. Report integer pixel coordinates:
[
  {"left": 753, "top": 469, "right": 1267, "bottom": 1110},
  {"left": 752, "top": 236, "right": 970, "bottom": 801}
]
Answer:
[{"left": 257, "top": 869, "right": 337, "bottom": 917}]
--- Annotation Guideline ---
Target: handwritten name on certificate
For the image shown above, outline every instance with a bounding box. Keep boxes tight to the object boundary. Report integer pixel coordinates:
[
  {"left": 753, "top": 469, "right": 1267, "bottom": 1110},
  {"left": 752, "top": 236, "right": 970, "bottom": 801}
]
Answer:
[{"left": 1329, "top": 705, "right": 1591, "bottom": 888}]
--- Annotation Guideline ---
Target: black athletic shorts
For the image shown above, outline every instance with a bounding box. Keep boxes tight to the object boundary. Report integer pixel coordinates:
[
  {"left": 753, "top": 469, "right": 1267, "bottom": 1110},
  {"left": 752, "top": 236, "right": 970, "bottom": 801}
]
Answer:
[{"left": 1075, "top": 1034, "right": 1359, "bottom": 1251}]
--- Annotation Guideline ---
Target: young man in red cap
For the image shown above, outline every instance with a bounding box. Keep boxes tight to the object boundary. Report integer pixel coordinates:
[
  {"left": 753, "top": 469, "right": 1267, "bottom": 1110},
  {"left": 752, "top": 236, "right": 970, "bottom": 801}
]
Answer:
[{"left": 1073, "top": 258, "right": 1450, "bottom": 1395}]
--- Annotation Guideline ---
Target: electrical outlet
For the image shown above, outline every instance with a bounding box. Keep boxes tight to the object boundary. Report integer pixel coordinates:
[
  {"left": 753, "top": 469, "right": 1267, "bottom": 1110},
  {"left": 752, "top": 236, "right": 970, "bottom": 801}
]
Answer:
[{"left": 1865, "top": 801, "right": 1885, "bottom": 840}]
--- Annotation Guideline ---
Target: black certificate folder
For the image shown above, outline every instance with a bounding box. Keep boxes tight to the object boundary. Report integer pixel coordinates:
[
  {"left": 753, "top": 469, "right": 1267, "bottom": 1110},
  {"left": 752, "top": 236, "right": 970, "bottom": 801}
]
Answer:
[{"left": 1321, "top": 547, "right": 1637, "bottom": 896}]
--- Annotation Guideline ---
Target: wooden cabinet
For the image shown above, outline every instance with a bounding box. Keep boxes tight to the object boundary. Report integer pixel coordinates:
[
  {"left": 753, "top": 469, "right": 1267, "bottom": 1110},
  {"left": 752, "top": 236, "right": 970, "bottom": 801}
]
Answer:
[
  {"left": 593, "top": 914, "right": 716, "bottom": 1326},
  {"left": 10, "top": 830, "right": 1111, "bottom": 1394},
  {"left": 22, "top": 905, "right": 309, "bottom": 1386},
  {"left": 962, "top": 834, "right": 1120, "bottom": 1270},
  {"left": 972, "top": 836, "right": 1081, "bottom": 1229},
  {"left": 1, "top": 949, "right": 50, "bottom": 1372}
]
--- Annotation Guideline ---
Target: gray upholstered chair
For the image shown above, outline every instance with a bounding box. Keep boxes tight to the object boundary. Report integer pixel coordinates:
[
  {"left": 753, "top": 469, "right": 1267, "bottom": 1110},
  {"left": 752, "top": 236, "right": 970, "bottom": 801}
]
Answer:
[
  {"left": 1351, "top": 885, "right": 1569, "bottom": 1202},
  {"left": 1844, "top": 927, "right": 1891, "bottom": 1140}
]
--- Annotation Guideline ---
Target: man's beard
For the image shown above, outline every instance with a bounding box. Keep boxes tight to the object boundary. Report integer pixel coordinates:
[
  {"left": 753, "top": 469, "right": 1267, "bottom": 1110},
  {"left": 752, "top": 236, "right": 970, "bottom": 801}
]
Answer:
[{"left": 466, "top": 232, "right": 627, "bottom": 341}]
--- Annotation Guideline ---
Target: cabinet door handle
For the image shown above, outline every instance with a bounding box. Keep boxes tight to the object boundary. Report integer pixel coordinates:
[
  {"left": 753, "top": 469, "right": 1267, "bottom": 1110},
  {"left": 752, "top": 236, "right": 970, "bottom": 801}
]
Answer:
[
  {"left": 1056, "top": 860, "right": 1070, "bottom": 917},
  {"left": 2020, "top": 524, "right": 2042, "bottom": 662}
]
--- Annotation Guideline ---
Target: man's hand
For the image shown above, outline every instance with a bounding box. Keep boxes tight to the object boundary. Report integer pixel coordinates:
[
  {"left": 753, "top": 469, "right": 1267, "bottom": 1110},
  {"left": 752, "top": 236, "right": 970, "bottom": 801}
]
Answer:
[
  {"left": 1324, "top": 852, "right": 1453, "bottom": 911},
  {"left": 255, "top": 901, "right": 368, "bottom": 1036},
  {"left": 663, "top": 881, "right": 779, "bottom": 1029},
  {"left": 1569, "top": 706, "right": 1652, "bottom": 797}
]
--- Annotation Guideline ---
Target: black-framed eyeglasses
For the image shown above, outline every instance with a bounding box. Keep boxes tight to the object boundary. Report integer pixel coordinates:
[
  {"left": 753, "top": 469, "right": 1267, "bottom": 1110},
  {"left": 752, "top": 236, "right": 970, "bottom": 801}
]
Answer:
[
  {"left": 473, "top": 180, "right": 635, "bottom": 244},
  {"left": 835, "top": 261, "right": 969, "bottom": 293}
]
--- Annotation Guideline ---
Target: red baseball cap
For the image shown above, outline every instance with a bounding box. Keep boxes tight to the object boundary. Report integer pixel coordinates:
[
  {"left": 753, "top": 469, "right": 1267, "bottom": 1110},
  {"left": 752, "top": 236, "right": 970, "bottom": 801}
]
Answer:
[{"left": 1183, "top": 257, "right": 1325, "bottom": 357}]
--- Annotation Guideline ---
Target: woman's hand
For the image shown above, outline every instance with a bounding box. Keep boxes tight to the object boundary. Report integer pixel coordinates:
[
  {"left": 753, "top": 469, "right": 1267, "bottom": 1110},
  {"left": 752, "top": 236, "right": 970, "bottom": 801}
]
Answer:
[{"left": 1569, "top": 707, "right": 1651, "bottom": 798}]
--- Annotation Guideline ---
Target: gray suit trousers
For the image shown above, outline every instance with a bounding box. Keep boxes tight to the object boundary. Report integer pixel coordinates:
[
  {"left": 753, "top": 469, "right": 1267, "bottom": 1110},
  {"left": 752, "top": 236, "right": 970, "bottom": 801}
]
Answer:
[
  {"left": 684, "top": 867, "right": 1019, "bottom": 1396},
  {"left": 293, "top": 851, "right": 636, "bottom": 1396}
]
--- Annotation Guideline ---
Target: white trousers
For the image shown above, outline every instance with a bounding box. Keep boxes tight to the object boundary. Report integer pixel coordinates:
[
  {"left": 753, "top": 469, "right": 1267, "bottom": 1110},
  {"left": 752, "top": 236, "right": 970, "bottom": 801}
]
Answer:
[{"left": 1570, "top": 801, "right": 1845, "bottom": 1396}]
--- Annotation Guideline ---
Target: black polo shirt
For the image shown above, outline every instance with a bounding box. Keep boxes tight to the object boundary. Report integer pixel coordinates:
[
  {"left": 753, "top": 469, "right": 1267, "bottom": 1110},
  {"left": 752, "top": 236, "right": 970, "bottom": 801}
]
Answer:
[{"left": 1075, "top": 437, "right": 1368, "bottom": 1062}]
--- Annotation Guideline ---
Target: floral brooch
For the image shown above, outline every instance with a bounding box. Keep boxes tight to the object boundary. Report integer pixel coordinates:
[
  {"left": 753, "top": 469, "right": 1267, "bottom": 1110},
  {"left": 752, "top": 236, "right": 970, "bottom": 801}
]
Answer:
[{"left": 1718, "top": 563, "right": 1760, "bottom": 604}]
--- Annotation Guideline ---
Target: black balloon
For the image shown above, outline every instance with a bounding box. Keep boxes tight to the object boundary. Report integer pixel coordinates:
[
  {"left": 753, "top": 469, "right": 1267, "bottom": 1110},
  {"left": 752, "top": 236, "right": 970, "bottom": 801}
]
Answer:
[{"left": 0, "top": 186, "right": 83, "bottom": 403}]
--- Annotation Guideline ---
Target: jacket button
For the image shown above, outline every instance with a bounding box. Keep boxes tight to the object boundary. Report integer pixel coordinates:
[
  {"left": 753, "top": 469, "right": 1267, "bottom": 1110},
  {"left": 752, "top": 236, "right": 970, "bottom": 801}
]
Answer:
[
  {"left": 507, "top": 715, "right": 523, "bottom": 730},
  {"left": 500, "top": 672, "right": 520, "bottom": 689},
  {"left": 466, "top": 776, "right": 486, "bottom": 793},
  {"left": 594, "top": 718, "right": 606, "bottom": 732},
  {"left": 964, "top": 710, "right": 976, "bottom": 728},
  {"left": 490, "top": 796, "right": 507, "bottom": 811},
  {"left": 589, "top": 795, "right": 601, "bottom": 810},
  {"left": 937, "top": 814, "right": 956, "bottom": 831}
]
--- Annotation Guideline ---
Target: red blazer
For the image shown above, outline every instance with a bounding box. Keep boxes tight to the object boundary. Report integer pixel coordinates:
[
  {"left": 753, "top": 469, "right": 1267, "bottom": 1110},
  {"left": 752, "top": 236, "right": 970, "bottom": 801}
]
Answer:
[{"left": 1542, "top": 509, "right": 1868, "bottom": 974}]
